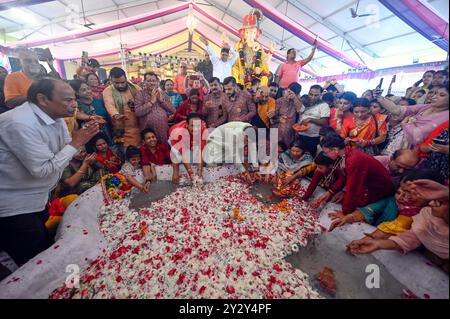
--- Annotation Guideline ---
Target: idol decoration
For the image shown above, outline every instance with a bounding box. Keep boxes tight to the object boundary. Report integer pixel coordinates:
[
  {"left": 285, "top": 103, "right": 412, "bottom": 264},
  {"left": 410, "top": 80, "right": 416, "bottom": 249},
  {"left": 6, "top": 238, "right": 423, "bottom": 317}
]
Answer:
[{"left": 233, "top": 9, "right": 271, "bottom": 89}]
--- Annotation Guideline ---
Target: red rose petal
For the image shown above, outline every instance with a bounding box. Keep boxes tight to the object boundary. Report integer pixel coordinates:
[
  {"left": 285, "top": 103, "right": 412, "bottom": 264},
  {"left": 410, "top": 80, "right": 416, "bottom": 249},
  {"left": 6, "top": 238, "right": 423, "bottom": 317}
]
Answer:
[
  {"left": 168, "top": 268, "right": 177, "bottom": 276},
  {"left": 226, "top": 286, "right": 235, "bottom": 294},
  {"left": 176, "top": 273, "right": 186, "bottom": 285},
  {"left": 273, "top": 263, "right": 282, "bottom": 272}
]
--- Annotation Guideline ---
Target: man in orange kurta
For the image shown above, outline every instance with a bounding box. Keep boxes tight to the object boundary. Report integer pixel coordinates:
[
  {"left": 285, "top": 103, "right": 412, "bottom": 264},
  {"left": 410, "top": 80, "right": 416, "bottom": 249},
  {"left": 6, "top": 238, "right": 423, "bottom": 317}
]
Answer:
[
  {"left": 103, "top": 67, "right": 141, "bottom": 148},
  {"left": 255, "top": 86, "right": 276, "bottom": 128},
  {"left": 4, "top": 49, "right": 41, "bottom": 109}
]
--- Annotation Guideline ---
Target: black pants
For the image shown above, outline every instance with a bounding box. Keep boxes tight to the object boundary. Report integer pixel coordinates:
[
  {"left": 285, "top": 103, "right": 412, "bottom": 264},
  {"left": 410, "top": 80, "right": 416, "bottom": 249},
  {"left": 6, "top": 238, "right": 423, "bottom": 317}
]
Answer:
[
  {"left": 0, "top": 209, "right": 54, "bottom": 267},
  {"left": 298, "top": 135, "right": 321, "bottom": 157}
]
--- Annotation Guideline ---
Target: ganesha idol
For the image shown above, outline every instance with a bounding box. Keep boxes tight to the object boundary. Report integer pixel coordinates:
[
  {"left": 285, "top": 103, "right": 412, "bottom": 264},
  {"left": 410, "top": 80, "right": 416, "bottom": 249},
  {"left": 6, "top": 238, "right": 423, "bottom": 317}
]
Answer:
[{"left": 232, "top": 9, "right": 273, "bottom": 89}]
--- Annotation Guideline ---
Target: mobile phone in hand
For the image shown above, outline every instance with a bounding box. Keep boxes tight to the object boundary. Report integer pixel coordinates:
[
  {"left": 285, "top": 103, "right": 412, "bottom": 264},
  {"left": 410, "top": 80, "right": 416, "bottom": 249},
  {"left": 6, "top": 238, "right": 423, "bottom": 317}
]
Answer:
[
  {"left": 373, "top": 88, "right": 383, "bottom": 97},
  {"left": 376, "top": 78, "right": 384, "bottom": 91}
]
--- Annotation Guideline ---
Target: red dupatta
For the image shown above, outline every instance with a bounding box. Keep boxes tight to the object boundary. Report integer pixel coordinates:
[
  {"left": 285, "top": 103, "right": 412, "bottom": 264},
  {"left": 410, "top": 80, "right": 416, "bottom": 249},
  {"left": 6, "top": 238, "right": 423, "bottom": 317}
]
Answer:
[
  {"left": 174, "top": 99, "right": 203, "bottom": 123},
  {"left": 169, "top": 120, "right": 208, "bottom": 154},
  {"left": 96, "top": 149, "right": 121, "bottom": 173},
  {"left": 91, "top": 85, "right": 106, "bottom": 100}
]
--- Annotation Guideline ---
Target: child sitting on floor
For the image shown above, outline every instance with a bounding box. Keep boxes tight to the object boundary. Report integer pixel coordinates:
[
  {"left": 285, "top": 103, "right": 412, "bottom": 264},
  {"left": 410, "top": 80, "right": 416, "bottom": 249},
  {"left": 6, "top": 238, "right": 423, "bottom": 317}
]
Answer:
[
  {"left": 120, "top": 146, "right": 154, "bottom": 193},
  {"left": 301, "top": 151, "right": 346, "bottom": 208},
  {"left": 92, "top": 134, "right": 122, "bottom": 173}
]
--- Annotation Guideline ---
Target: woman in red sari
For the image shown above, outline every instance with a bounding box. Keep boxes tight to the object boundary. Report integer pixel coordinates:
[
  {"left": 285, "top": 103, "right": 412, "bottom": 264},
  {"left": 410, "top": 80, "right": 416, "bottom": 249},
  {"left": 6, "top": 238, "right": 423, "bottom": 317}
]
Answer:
[
  {"left": 92, "top": 135, "right": 122, "bottom": 173},
  {"left": 340, "top": 98, "right": 388, "bottom": 155},
  {"left": 174, "top": 89, "right": 203, "bottom": 123}
]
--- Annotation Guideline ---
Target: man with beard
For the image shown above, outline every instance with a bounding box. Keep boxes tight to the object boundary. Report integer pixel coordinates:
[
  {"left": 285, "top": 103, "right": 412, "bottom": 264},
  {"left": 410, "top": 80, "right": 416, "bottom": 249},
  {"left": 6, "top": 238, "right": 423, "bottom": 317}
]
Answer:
[
  {"left": 248, "top": 78, "right": 261, "bottom": 103},
  {"left": 0, "top": 79, "right": 99, "bottom": 266},
  {"left": 203, "top": 77, "right": 228, "bottom": 128},
  {"left": 103, "top": 67, "right": 141, "bottom": 149},
  {"left": 4, "top": 49, "right": 43, "bottom": 109},
  {"left": 269, "top": 83, "right": 303, "bottom": 147},
  {"left": 222, "top": 76, "right": 256, "bottom": 123},
  {"left": 375, "top": 149, "right": 420, "bottom": 188},
  {"left": 295, "top": 84, "right": 330, "bottom": 156}
]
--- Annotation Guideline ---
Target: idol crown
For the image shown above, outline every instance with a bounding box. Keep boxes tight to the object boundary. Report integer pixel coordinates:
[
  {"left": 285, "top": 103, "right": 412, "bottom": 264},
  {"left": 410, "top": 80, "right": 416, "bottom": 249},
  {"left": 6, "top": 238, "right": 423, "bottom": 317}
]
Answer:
[{"left": 242, "top": 9, "right": 263, "bottom": 29}]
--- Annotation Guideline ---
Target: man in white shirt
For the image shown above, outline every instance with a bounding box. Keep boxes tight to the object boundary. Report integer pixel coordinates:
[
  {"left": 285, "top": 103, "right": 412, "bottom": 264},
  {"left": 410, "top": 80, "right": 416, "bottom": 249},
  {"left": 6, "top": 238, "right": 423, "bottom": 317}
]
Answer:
[
  {"left": 0, "top": 78, "right": 99, "bottom": 266},
  {"left": 296, "top": 85, "right": 330, "bottom": 156},
  {"left": 199, "top": 36, "right": 238, "bottom": 82}
]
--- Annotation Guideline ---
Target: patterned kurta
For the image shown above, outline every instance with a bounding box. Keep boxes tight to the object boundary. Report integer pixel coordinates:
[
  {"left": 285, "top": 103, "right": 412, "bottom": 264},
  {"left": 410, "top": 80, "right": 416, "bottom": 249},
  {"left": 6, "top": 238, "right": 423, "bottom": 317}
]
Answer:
[
  {"left": 271, "top": 96, "right": 303, "bottom": 147},
  {"left": 203, "top": 92, "right": 228, "bottom": 128},
  {"left": 223, "top": 90, "right": 256, "bottom": 123},
  {"left": 134, "top": 89, "right": 176, "bottom": 144}
]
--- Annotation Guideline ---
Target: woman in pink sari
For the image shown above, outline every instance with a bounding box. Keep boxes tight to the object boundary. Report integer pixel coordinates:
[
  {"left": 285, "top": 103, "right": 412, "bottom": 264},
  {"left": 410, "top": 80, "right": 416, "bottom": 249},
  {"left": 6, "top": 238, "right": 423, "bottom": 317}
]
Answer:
[{"left": 379, "top": 85, "right": 449, "bottom": 155}]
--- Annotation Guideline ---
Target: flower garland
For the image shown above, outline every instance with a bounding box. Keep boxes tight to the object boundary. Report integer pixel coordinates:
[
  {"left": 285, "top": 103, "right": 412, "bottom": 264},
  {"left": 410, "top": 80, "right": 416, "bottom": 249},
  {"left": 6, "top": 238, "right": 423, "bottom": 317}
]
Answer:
[
  {"left": 100, "top": 173, "right": 132, "bottom": 205},
  {"left": 239, "top": 48, "right": 264, "bottom": 88},
  {"left": 50, "top": 176, "right": 322, "bottom": 299}
]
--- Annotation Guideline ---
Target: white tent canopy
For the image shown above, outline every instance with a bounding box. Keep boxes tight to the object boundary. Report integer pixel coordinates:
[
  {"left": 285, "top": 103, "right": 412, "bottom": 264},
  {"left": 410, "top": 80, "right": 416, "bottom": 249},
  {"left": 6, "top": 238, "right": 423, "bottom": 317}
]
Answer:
[{"left": 0, "top": 0, "right": 448, "bottom": 76}]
